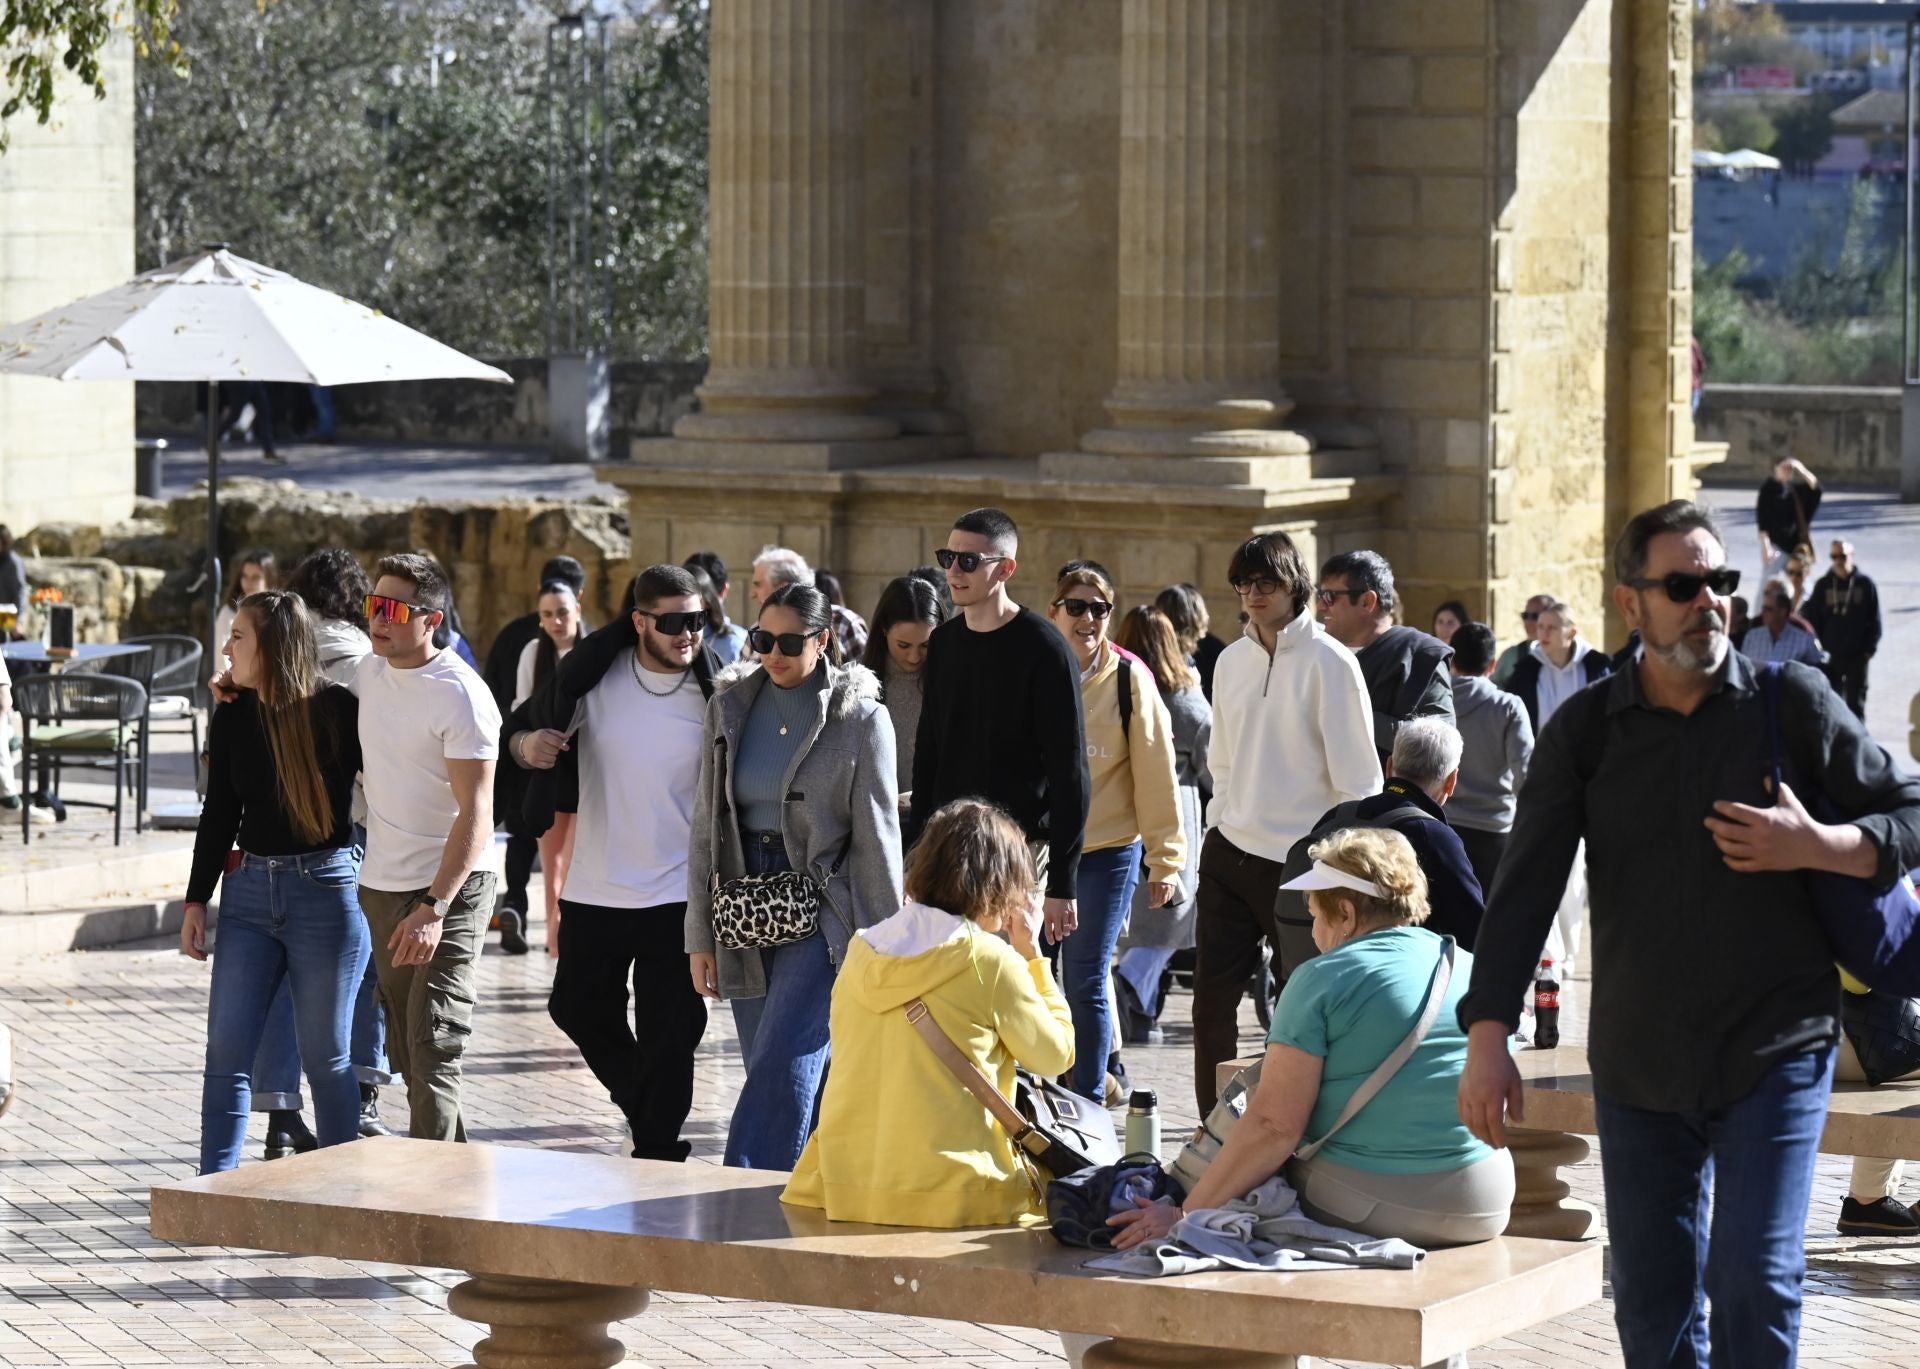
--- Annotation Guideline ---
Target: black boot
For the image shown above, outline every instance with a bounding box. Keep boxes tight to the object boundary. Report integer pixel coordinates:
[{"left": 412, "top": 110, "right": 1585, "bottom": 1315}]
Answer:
[
  {"left": 358, "top": 1083, "right": 394, "bottom": 1139},
  {"left": 498, "top": 904, "right": 529, "bottom": 956},
  {"left": 264, "top": 1109, "right": 319, "bottom": 1160}
]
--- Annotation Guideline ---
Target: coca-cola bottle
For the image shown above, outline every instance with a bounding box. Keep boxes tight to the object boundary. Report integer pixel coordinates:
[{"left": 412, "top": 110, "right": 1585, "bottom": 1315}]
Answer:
[{"left": 1533, "top": 957, "right": 1561, "bottom": 1050}]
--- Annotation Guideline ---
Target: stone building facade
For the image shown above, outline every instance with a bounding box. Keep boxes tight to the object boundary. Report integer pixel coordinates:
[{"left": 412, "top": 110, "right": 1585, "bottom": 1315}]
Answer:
[
  {"left": 606, "top": 0, "right": 1717, "bottom": 645},
  {"left": 0, "top": 36, "right": 136, "bottom": 531}
]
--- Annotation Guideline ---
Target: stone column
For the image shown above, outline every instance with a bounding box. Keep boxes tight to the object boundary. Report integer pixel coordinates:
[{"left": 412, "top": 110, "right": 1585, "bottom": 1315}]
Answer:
[
  {"left": 1079, "top": 0, "right": 1308, "bottom": 462},
  {"left": 675, "top": 0, "right": 897, "bottom": 444}
]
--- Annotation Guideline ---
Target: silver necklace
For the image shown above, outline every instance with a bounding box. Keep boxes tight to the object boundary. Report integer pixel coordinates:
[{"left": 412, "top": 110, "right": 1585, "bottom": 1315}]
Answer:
[{"left": 630, "top": 647, "right": 692, "bottom": 697}]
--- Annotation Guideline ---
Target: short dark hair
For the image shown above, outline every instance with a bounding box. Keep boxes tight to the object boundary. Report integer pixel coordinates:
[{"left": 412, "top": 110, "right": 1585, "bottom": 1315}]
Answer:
[
  {"left": 683, "top": 550, "right": 728, "bottom": 592},
  {"left": 1612, "top": 500, "right": 1724, "bottom": 585},
  {"left": 1227, "top": 533, "right": 1313, "bottom": 617},
  {"left": 1450, "top": 621, "right": 1496, "bottom": 675},
  {"left": 286, "top": 547, "right": 372, "bottom": 630},
  {"left": 814, "top": 569, "right": 847, "bottom": 608},
  {"left": 629, "top": 563, "right": 701, "bottom": 614},
  {"left": 1320, "top": 549, "right": 1396, "bottom": 616},
  {"left": 1433, "top": 599, "right": 1471, "bottom": 630},
  {"left": 540, "top": 555, "right": 587, "bottom": 595},
  {"left": 374, "top": 552, "right": 448, "bottom": 618},
  {"left": 953, "top": 507, "right": 1018, "bottom": 554}
]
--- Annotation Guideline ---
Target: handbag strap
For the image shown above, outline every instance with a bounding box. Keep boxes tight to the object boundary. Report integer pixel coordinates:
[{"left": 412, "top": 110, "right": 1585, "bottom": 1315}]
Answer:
[
  {"left": 1759, "top": 661, "right": 1786, "bottom": 793},
  {"left": 904, "top": 999, "right": 1049, "bottom": 1160},
  {"left": 1296, "top": 936, "right": 1456, "bottom": 1163}
]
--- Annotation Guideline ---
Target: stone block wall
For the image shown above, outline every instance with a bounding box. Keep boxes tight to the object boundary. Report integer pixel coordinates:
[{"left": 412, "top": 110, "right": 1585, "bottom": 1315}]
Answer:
[
  {"left": 1697, "top": 384, "right": 1902, "bottom": 488},
  {"left": 0, "top": 35, "right": 137, "bottom": 530}
]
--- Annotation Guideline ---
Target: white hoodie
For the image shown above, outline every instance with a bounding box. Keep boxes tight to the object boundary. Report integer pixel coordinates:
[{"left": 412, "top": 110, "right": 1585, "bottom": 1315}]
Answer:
[{"left": 1205, "top": 611, "right": 1381, "bottom": 861}]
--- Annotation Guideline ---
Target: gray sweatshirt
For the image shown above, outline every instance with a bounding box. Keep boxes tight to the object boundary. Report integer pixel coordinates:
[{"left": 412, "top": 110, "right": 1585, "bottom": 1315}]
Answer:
[{"left": 1448, "top": 673, "right": 1534, "bottom": 835}]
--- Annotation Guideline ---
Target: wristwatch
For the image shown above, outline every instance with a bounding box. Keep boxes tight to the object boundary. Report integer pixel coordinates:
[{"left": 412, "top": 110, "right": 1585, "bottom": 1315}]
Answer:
[{"left": 409, "top": 893, "right": 451, "bottom": 919}]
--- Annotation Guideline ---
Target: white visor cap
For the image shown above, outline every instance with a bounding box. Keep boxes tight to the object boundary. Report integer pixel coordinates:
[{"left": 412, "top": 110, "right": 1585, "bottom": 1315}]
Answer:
[{"left": 1279, "top": 859, "right": 1385, "bottom": 903}]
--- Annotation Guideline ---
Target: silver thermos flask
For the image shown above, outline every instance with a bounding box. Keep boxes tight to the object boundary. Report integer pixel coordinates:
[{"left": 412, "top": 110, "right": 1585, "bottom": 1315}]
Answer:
[{"left": 1125, "top": 1088, "right": 1161, "bottom": 1159}]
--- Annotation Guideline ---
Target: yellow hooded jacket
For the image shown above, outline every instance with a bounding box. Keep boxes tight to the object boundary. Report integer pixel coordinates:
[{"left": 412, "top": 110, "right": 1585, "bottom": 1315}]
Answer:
[{"left": 782, "top": 905, "right": 1075, "bottom": 1227}]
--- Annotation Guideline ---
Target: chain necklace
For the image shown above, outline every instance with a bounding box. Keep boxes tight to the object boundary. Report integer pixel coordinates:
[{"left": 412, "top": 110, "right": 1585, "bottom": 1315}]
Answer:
[{"left": 630, "top": 646, "right": 693, "bottom": 697}]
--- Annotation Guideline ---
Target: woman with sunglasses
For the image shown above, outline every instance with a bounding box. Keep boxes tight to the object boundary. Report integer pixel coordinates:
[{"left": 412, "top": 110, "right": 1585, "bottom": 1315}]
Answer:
[
  {"left": 181, "top": 590, "right": 368, "bottom": 1173},
  {"left": 1045, "top": 562, "right": 1186, "bottom": 1103},
  {"left": 687, "top": 582, "right": 905, "bottom": 1171}
]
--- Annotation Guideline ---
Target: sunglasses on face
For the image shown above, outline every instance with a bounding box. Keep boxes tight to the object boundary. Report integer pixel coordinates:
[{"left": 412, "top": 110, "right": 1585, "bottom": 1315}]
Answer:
[
  {"left": 638, "top": 610, "right": 705, "bottom": 638},
  {"left": 365, "top": 594, "right": 434, "bottom": 626},
  {"left": 1054, "top": 598, "right": 1113, "bottom": 620},
  {"left": 1230, "top": 576, "right": 1279, "bottom": 598},
  {"left": 1521, "top": 609, "right": 1542, "bottom": 622},
  {"left": 748, "top": 626, "right": 822, "bottom": 658},
  {"left": 1315, "top": 588, "right": 1365, "bottom": 608},
  {"left": 1626, "top": 567, "right": 1741, "bottom": 603},
  {"left": 934, "top": 548, "right": 1009, "bottom": 574}
]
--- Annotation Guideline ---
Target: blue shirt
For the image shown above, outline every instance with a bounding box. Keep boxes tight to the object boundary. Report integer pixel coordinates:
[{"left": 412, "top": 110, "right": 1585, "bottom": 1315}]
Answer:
[
  {"left": 1741, "top": 622, "right": 1824, "bottom": 668},
  {"left": 1266, "top": 925, "right": 1490, "bottom": 1175}
]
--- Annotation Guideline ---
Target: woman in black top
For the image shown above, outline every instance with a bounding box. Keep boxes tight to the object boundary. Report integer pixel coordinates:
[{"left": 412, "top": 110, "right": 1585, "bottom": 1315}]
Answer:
[{"left": 182, "top": 590, "right": 368, "bottom": 1174}]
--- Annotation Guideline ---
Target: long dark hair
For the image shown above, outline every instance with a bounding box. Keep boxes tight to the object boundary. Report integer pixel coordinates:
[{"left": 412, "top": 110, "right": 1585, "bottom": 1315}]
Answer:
[
  {"left": 224, "top": 549, "right": 277, "bottom": 609},
  {"left": 239, "top": 590, "right": 333, "bottom": 846},
  {"left": 860, "top": 575, "right": 944, "bottom": 676},
  {"left": 683, "top": 565, "right": 729, "bottom": 637},
  {"left": 530, "top": 580, "right": 583, "bottom": 696},
  {"left": 762, "top": 582, "right": 841, "bottom": 665}
]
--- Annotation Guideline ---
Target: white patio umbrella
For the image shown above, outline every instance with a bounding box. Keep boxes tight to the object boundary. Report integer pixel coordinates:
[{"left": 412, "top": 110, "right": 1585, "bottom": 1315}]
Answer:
[
  {"left": 0, "top": 246, "right": 512, "bottom": 655},
  {"left": 1723, "top": 148, "right": 1783, "bottom": 172},
  {"left": 1691, "top": 148, "right": 1730, "bottom": 170}
]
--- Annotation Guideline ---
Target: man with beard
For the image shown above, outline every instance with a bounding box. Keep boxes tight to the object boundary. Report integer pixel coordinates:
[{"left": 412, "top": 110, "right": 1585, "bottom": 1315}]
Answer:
[
  {"left": 1457, "top": 500, "right": 1920, "bottom": 1367},
  {"left": 504, "top": 564, "right": 720, "bottom": 1161}
]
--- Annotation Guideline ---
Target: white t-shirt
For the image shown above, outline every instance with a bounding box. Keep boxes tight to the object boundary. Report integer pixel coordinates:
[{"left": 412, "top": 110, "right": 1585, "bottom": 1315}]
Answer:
[
  {"left": 563, "top": 648, "right": 708, "bottom": 910},
  {"left": 513, "top": 636, "right": 575, "bottom": 709},
  {"left": 353, "top": 649, "right": 502, "bottom": 892}
]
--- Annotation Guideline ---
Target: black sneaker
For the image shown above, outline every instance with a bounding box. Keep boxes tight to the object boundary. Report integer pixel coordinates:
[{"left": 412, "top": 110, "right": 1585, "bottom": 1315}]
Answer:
[
  {"left": 264, "top": 1109, "right": 319, "bottom": 1160},
  {"left": 1837, "top": 1195, "right": 1920, "bottom": 1236},
  {"left": 357, "top": 1084, "right": 394, "bottom": 1139},
  {"left": 498, "top": 906, "right": 529, "bottom": 956}
]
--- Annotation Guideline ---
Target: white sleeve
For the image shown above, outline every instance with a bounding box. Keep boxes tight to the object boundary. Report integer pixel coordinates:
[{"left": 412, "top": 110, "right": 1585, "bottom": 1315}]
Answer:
[
  {"left": 513, "top": 638, "right": 538, "bottom": 709},
  {"left": 1321, "top": 648, "right": 1384, "bottom": 801},
  {"left": 442, "top": 672, "right": 503, "bottom": 760}
]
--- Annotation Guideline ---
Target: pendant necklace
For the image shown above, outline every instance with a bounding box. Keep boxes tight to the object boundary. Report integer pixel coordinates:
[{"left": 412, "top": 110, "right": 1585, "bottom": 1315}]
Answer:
[{"left": 630, "top": 648, "right": 691, "bottom": 697}]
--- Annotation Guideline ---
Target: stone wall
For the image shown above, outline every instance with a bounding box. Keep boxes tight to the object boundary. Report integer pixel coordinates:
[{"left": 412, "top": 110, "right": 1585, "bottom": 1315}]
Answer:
[
  {"left": 135, "top": 360, "right": 706, "bottom": 450},
  {"left": 1697, "top": 384, "right": 1902, "bottom": 488},
  {"left": 0, "top": 34, "right": 136, "bottom": 529}
]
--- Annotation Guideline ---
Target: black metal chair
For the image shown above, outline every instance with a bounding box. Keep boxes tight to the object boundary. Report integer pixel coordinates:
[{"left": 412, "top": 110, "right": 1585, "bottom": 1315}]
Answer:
[
  {"left": 67, "top": 646, "right": 157, "bottom": 815},
  {"left": 15, "top": 674, "right": 148, "bottom": 845},
  {"left": 122, "top": 635, "right": 205, "bottom": 803}
]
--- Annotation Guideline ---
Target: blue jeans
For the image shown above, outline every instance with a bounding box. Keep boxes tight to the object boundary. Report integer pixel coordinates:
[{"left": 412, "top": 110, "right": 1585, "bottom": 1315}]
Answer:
[
  {"left": 1060, "top": 843, "right": 1141, "bottom": 1096},
  {"left": 724, "top": 831, "right": 834, "bottom": 1170},
  {"left": 1596, "top": 1044, "right": 1836, "bottom": 1368},
  {"left": 199, "top": 848, "right": 372, "bottom": 1173}
]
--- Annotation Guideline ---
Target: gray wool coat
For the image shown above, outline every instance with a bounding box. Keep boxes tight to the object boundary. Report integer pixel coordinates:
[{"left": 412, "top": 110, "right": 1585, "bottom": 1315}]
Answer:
[{"left": 685, "top": 659, "right": 905, "bottom": 1000}]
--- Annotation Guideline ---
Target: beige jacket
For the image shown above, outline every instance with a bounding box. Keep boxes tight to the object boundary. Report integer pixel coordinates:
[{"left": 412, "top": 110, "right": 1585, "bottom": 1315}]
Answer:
[{"left": 1080, "top": 645, "right": 1186, "bottom": 880}]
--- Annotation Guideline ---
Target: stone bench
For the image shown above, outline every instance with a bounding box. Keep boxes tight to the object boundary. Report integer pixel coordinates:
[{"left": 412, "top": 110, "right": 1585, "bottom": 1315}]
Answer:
[{"left": 150, "top": 1137, "right": 1601, "bottom": 1369}]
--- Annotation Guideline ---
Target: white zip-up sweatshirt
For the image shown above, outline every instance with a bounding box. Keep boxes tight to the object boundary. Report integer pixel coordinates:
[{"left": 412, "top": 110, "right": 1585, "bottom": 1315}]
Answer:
[{"left": 1205, "top": 610, "right": 1382, "bottom": 862}]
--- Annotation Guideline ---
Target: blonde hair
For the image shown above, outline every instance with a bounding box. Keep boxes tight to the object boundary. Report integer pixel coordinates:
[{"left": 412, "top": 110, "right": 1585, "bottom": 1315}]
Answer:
[
  {"left": 1054, "top": 565, "right": 1114, "bottom": 603},
  {"left": 904, "top": 799, "right": 1036, "bottom": 926},
  {"left": 1306, "top": 828, "right": 1430, "bottom": 927}
]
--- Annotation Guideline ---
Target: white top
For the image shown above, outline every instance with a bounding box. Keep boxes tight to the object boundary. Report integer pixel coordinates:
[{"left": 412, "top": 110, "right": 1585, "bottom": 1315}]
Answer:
[
  {"left": 513, "top": 635, "right": 575, "bottom": 710},
  {"left": 1530, "top": 639, "right": 1594, "bottom": 731},
  {"left": 563, "top": 649, "right": 708, "bottom": 909},
  {"left": 1206, "top": 612, "right": 1381, "bottom": 862},
  {"left": 352, "top": 649, "right": 502, "bottom": 892}
]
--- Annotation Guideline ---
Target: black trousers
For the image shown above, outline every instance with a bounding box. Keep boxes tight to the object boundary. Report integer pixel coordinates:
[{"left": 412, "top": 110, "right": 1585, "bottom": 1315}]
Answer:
[
  {"left": 548, "top": 899, "right": 708, "bottom": 1161},
  {"left": 1191, "top": 829, "right": 1290, "bottom": 1116},
  {"left": 1825, "top": 653, "right": 1870, "bottom": 721},
  {"left": 1454, "top": 825, "right": 1510, "bottom": 906},
  {"left": 501, "top": 832, "right": 537, "bottom": 911}
]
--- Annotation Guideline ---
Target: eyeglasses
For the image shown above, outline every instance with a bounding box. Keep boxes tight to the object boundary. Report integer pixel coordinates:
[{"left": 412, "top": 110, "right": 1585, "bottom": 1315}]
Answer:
[
  {"left": 748, "top": 626, "right": 822, "bottom": 658},
  {"left": 1521, "top": 610, "right": 1542, "bottom": 622},
  {"left": 1230, "top": 576, "right": 1280, "bottom": 598},
  {"left": 934, "top": 549, "right": 1009, "bottom": 574},
  {"left": 1315, "top": 588, "right": 1365, "bottom": 608},
  {"left": 1832, "top": 551, "right": 1850, "bottom": 561},
  {"left": 1053, "top": 598, "right": 1112, "bottom": 620},
  {"left": 638, "top": 610, "right": 706, "bottom": 638},
  {"left": 1625, "top": 567, "right": 1741, "bottom": 603},
  {"left": 364, "top": 594, "right": 435, "bottom": 626}
]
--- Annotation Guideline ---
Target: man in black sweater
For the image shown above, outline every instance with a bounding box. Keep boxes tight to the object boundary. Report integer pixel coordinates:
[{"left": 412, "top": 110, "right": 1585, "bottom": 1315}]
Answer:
[
  {"left": 1317, "top": 549, "right": 1455, "bottom": 763},
  {"left": 908, "top": 508, "right": 1090, "bottom": 945},
  {"left": 1804, "top": 538, "right": 1881, "bottom": 721}
]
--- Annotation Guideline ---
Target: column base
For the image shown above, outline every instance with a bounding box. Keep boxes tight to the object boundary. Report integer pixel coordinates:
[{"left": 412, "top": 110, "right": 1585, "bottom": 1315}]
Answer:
[
  {"left": 1078, "top": 425, "right": 1313, "bottom": 461},
  {"left": 674, "top": 409, "right": 901, "bottom": 443},
  {"left": 448, "top": 1273, "right": 649, "bottom": 1369},
  {"left": 627, "top": 432, "right": 969, "bottom": 473},
  {"left": 1505, "top": 1128, "right": 1601, "bottom": 1241},
  {"left": 1039, "top": 443, "right": 1378, "bottom": 489}
]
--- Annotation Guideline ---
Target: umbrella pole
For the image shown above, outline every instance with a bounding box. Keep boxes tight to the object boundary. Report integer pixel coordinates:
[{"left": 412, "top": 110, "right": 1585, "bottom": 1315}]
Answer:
[{"left": 206, "top": 379, "right": 222, "bottom": 663}]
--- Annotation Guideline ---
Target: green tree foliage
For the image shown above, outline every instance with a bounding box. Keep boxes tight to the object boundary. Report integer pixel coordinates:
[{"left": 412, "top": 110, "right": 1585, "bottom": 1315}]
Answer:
[
  {"left": 1694, "top": 1, "right": 1826, "bottom": 82},
  {"left": 135, "top": 0, "right": 707, "bottom": 359},
  {"left": 1769, "top": 97, "right": 1834, "bottom": 176},
  {"left": 0, "top": 0, "right": 184, "bottom": 151},
  {"left": 1697, "top": 100, "right": 1778, "bottom": 154}
]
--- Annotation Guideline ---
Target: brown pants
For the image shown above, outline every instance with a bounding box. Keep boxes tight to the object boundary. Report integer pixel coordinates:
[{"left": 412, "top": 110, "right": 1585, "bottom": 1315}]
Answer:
[{"left": 360, "top": 870, "right": 494, "bottom": 1141}]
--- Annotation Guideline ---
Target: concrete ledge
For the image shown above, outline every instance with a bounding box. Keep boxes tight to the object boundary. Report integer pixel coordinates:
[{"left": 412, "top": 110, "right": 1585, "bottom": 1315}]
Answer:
[
  {"left": 1701, "top": 383, "right": 1899, "bottom": 414},
  {"left": 0, "top": 897, "right": 198, "bottom": 957}
]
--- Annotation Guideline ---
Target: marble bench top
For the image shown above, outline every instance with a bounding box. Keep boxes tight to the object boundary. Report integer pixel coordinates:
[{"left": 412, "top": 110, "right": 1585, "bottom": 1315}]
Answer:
[
  {"left": 1518, "top": 1045, "right": 1920, "bottom": 1157},
  {"left": 150, "top": 1137, "right": 1601, "bottom": 1367}
]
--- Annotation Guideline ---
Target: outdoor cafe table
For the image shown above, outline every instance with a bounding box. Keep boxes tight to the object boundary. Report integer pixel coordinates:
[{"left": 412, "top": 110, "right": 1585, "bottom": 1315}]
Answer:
[{"left": 3, "top": 640, "right": 153, "bottom": 820}]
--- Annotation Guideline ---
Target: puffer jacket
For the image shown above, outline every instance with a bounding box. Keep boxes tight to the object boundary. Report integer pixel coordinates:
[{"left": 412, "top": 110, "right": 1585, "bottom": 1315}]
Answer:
[{"left": 686, "top": 659, "right": 905, "bottom": 1000}]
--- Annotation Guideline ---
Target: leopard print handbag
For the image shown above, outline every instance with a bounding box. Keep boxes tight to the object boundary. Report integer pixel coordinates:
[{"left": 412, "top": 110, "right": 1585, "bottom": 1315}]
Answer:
[{"left": 710, "top": 867, "right": 825, "bottom": 950}]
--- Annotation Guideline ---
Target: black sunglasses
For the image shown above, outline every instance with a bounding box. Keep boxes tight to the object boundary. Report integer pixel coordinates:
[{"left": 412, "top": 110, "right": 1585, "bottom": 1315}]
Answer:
[
  {"left": 1521, "top": 609, "right": 1542, "bottom": 622},
  {"left": 1626, "top": 568, "right": 1741, "bottom": 603},
  {"left": 638, "top": 609, "right": 706, "bottom": 638},
  {"left": 748, "top": 626, "right": 822, "bottom": 658},
  {"left": 1229, "top": 576, "right": 1280, "bottom": 597},
  {"left": 1315, "top": 588, "right": 1366, "bottom": 607},
  {"left": 1054, "top": 598, "right": 1113, "bottom": 620},
  {"left": 934, "top": 548, "right": 1009, "bottom": 574}
]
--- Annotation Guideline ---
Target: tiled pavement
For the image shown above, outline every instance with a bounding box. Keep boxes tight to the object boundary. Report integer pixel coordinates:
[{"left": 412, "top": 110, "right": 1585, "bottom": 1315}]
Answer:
[{"left": 6, "top": 934, "right": 1920, "bottom": 1369}]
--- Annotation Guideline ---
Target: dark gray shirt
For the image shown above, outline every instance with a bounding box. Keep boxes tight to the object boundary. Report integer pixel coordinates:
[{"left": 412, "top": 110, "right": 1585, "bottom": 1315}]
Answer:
[
  {"left": 1355, "top": 625, "right": 1455, "bottom": 762},
  {"left": 0, "top": 550, "right": 24, "bottom": 610},
  {"left": 1459, "top": 652, "right": 1920, "bottom": 1113}
]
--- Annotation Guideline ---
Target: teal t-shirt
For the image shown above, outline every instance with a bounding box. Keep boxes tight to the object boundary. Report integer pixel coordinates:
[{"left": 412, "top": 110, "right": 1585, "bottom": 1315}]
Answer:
[{"left": 1265, "top": 925, "right": 1491, "bottom": 1176}]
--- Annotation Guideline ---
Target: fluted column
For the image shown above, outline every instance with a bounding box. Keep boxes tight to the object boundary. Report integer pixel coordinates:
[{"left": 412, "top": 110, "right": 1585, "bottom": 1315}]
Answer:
[
  {"left": 1080, "top": 0, "right": 1307, "bottom": 460},
  {"left": 676, "top": 0, "right": 897, "bottom": 443}
]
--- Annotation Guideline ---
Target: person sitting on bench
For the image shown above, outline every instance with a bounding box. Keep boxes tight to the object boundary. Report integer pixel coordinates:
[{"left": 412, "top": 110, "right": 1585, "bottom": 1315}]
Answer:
[{"left": 1111, "top": 828, "right": 1513, "bottom": 1250}]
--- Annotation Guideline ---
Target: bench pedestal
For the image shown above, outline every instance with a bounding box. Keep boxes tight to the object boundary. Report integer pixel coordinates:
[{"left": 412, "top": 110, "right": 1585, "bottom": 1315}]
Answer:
[
  {"left": 1504, "top": 1128, "right": 1600, "bottom": 1241},
  {"left": 1073, "top": 1336, "right": 1468, "bottom": 1369},
  {"left": 449, "top": 1274, "right": 649, "bottom": 1369}
]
